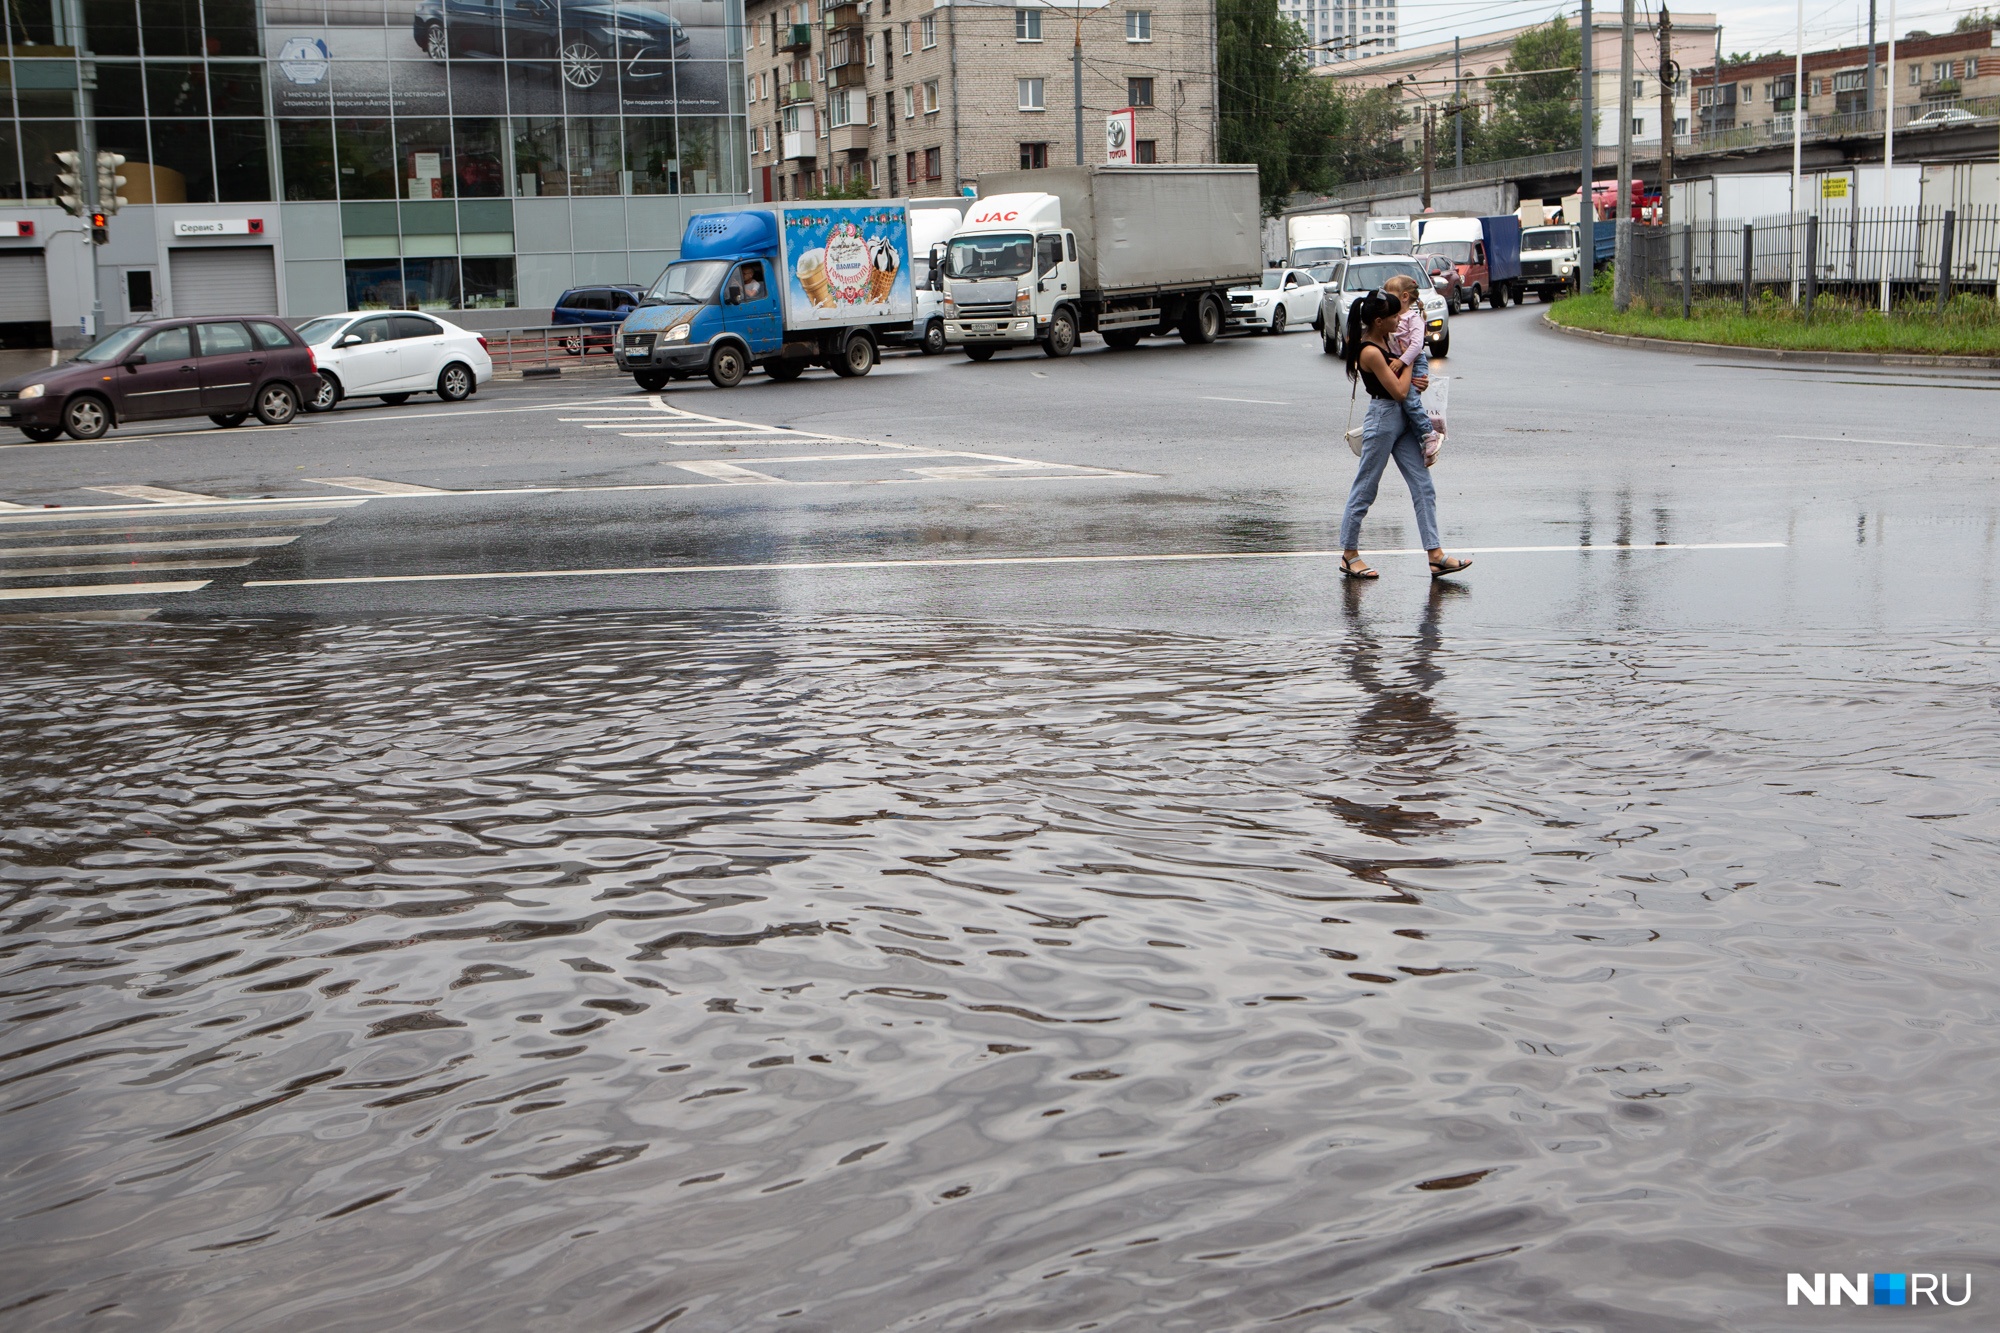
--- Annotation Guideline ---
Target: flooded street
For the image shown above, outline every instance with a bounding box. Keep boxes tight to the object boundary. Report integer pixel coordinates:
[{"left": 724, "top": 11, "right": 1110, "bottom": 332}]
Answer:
[{"left": 4, "top": 611, "right": 1995, "bottom": 1330}]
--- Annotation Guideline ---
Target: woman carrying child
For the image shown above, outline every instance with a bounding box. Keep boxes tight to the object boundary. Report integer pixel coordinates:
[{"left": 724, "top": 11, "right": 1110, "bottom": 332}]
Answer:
[{"left": 1337, "top": 288, "right": 1473, "bottom": 581}]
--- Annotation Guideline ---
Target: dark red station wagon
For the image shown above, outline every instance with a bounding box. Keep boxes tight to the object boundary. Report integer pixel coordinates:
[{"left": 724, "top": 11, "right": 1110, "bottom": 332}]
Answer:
[{"left": 0, "top": 316, "right": 323, "bottom": 442}]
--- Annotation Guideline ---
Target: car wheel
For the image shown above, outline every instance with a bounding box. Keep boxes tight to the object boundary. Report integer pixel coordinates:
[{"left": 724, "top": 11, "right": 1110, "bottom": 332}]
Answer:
[
  {"left": 62, "top": 394, "right": 111, "bottom": 440},
  {"left": 304, "top": 374, "right": 341, "bottom": 412},
  {"left": 1268, "top": 306, "right": 1287, "bottom": 336},
  {"left": 833, "top": 332, "right": 877, "bottom": 376},
  {"left": 765, "top": 358, "right": 806, "bottom": 381},
  {"left": 19, "top": 424, "right": 61, "bottom": 442},
  {"left": 422, "top": 20, "right": 449, "bottom": 62},
  {"left": 708, "top": 343, "right": 748, "bottom": 388},
  {"left": 634, "top": 370, "right": 669, "bottom": 392},
  {"left": 920, "top": 318, "right": 947, "bottom": 355},
  {"left": 254, "top": 382, "right": 299, "bottom": 425},
  {"left": 437, "top": 362, "right": 475, "bottom": 402},
  {"left": 560, "top": 36, "right": 605, "bottom": 89},
  {"left": 562, "top": 332, "right": 582, "bottom": 356},
  {"left": 209, "top": 413, "right": 248, "bottom": 428},
  {"left": 1042, "top": 308, "right": 1077, "bottom": 358},
  {"left": 965, "top": 346, "right": 996, "bottom": 362}
]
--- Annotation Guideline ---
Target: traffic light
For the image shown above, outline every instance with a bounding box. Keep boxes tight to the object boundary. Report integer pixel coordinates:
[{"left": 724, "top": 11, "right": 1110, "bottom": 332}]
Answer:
[
  {"left": 90, "top": 212, "right": 108, "bottom": 245},
  {"left": 95, "top": 152, "right": 127, "bottom": 215},
  {"left": 54, "top": 150, "right": 85, "bottom": 216}
]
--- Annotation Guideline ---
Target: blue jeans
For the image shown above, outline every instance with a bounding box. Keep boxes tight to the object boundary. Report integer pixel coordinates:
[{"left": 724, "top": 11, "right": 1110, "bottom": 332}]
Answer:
[
  {"left": 1399, "top": 347, "right": 1434, "bottom": 439},
  {"left": 1342, "top": 395, "right": 1440, "bottom": 551}
]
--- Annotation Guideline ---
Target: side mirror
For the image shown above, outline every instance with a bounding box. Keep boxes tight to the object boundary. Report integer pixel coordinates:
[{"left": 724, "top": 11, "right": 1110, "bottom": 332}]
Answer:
[
  {"left": 336, "top": 334, "right": 362, "bottom": 348},
  {"left": 123, "top": 353, "right": 147, "bottom": 368}
]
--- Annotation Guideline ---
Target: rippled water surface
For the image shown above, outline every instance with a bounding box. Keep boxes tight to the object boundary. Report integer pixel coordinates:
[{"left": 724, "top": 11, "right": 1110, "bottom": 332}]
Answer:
[{"left": 3, "top": 611, "right": 1996, "bottom": 1331}]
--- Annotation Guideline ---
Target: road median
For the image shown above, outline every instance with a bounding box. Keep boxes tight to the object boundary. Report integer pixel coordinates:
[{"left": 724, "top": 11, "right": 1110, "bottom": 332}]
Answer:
[{"left": 1542, "top": 293, "right": 2000, "bottom": 370}]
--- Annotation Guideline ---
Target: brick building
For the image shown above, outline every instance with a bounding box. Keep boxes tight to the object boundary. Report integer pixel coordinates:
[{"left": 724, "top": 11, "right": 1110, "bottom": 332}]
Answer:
[
  {"left": 1691, "top": 25, "right": 2000, "bottom": 134},
  {"left": 742, "top": 0, "right": 1218, "bottom": 201}
]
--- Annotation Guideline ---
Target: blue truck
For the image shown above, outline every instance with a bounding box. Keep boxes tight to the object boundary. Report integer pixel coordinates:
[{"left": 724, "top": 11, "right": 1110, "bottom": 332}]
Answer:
[
  {"left": 1413, "top": 213, "right": 1524, "bottom": 307},
  {"left": 617, "top": 203, "right": 916, "bottom": 390}
]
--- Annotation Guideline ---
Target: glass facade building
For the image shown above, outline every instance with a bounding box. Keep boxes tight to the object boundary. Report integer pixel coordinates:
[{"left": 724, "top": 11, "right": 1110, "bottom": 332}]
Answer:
[{"left": 0, "top": 0, "right": 749, "bottom": 344}]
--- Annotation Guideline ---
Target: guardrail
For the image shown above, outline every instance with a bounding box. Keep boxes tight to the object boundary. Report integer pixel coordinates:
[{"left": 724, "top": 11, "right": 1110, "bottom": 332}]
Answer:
[{"left": 476, "top": 324, "right": 628, "bottom": 377}]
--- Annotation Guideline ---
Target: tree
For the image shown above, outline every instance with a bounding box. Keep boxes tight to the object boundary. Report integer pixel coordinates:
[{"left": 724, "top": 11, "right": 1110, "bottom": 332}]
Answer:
[
  {"left": 1216, "top": 0, "right": 1349, "bottom": 211},
  {"left": 1953, "top": 9, "right": 1998, "bottom": 31},
  {"left": 1475, "top": 15, "right": 1585, "bottom": 161},
  {"left": 1328, "top": 86, "right": 1410, "bottom": 182}
]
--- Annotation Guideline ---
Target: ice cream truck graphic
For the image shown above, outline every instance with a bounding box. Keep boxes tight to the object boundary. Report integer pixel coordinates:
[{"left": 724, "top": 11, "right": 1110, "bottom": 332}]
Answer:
[{"left": 615, "top": 203, "right": 916, "bottom": 389}]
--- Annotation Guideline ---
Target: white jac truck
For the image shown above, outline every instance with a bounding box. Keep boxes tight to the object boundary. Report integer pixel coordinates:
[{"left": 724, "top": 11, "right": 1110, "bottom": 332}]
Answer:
[{"left": 943, "top": 164, "right": 1261, "bottom": 358}]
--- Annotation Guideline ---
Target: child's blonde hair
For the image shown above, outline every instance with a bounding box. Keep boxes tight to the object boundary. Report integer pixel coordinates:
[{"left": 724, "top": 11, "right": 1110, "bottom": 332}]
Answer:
[{"left": 1382, "top": 273, "right": 1420, "bottom": 302}]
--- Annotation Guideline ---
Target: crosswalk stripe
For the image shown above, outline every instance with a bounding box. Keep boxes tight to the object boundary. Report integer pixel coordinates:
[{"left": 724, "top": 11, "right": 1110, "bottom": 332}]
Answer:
[
  {"left": 673, "top": 460, "right": 783, "bottom": 483},
  {"left": 86, "top": 485, "right": 224, "bottom": 503},
  {"left": 0, "top": 580, "right": 209, "bottom": 600},
  {"left": 309, "top": 477, "right": 452, "bottom": 496},
  {"left": 0, "top": 535, "right": 298, "bottom": 559}
]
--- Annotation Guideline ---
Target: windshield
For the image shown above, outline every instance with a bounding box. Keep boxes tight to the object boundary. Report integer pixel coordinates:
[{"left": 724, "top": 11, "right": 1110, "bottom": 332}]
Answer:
[
  {"left": 1308, "top": 265, "right": 1336, "bottom": 284},
  {"left": 948, "top": 233, "right": 1034, "bottom": 279},
  {"left": 1368, "top": 239, "right": 1413, "bottom": 255},
  {"left": 1423, "top": 241, "right": 1475, "bottom": 262},
  {"left": 647, "top": 259, "right": 732, "bottom": 304},
  {"left": 1344, "top": 262, "right": 1423, "bottom": 292},
  {"left": 74, "top": 326, "right": 151, "bottom": 363},
  {"left": 1259, "top": 271, "right": 1289, "bottom": 289},
  {"left": 1523, "top": 230, "right": 1573, "bottom": 251},
  {"left": 1293, "top": 246, "right": 1344, "bottom": 265},
  {"left": 294, "top": 316, "right": 349, "bottom": 345}
]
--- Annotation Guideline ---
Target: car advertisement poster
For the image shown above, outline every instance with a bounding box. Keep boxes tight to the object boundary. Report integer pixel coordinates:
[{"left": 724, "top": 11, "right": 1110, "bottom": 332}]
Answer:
[
  {"left": 780, "top": 205, "right": 914, "bottom": 328},
  {"left": 262, "top": 0, "right": 733, "bottom": 118}
]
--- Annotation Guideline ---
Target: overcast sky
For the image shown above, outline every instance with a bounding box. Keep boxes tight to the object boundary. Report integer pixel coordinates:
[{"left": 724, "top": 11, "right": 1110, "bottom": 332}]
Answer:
[{"left": 1391, "top": 0, "right": 1983, "bottom": 61}]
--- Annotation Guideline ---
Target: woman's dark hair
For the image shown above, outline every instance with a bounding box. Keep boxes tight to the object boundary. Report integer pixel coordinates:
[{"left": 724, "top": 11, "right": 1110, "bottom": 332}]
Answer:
[{"left": 1343, "top": 290, "right": 1403, "bottom": 381}]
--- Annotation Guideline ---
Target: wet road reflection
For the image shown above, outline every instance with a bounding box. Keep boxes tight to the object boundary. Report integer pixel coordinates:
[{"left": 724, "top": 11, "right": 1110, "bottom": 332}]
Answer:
[{"left": 2, "top": 613, "right": 1996, "bottom": 1330}]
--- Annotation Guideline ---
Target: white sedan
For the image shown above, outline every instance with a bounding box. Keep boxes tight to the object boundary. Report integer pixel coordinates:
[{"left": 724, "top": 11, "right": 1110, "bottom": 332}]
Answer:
[
  {"left": 293, "top": 310, "right": 493, "bottom": 411},
  {"left": 1227, "top": 268, "right": 1324, "bottom": 336}
]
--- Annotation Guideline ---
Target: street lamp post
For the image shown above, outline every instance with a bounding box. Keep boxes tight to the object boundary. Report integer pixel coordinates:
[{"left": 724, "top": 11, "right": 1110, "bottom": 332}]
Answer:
[{"left": 1579, "top": 0, "right": 1594, "bottom": 290}]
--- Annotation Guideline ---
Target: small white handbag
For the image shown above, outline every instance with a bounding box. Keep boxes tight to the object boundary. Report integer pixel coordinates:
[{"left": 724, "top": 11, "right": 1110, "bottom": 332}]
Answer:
[{"left": 1344, "top": 378, "right": 1364, "bottom": 456}]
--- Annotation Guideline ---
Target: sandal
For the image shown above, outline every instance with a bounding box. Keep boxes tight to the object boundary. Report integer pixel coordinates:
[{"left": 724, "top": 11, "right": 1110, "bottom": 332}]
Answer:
[
  {"left": 1340, "top": 556, "right": 1379, "bottom": 580},
  {"left": 1428, "top": 556, "right": 1472, "bottom": 579}
]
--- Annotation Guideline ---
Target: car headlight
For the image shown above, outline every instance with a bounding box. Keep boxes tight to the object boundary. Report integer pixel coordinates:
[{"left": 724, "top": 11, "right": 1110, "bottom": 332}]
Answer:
[
  {"left": 18, "top": 383, "right": 44, "bottom": 399},
  {"left": 606, "top": 27, "right": 655, "bottom": 40},
  {"left": 663, "top": 323, "right": 691, "bottom": 343},
  {"left": 1015, "top": 289, "right": 1031, "bottom": 311}
]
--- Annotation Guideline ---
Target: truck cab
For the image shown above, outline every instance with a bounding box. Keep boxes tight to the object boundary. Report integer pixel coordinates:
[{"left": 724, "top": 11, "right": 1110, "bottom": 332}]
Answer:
[
  {"left": 943, "top": 193, "right": 1081, "bottom": 359},
  {"left": 618, "top": 210, "right": 788, "bottom": 389},
  {"left": 1519, "top": 225, "right": 1581, "bottom": 301}
]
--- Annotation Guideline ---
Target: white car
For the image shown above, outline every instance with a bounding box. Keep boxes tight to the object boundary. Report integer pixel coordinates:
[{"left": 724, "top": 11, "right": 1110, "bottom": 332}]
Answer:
[
  {"left": 1318, "top": 256, "right": 1451, "bottom": 360},
  {"left": 292, "top": 310, "right": 493, "bottom": 411},
  {"left": 1227, "top": 268, "right": 1324, "bottom": 336},
  {"left": 1908, "top": 106, "right": 1977, "bottom": 127}
]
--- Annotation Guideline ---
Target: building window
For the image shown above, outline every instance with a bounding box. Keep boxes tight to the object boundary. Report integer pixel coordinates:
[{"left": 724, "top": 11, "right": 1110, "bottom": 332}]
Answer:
[
  {"left": 830, "top": 89, "right": 860, "bottom": 127},
  {"left": 1968, "top": 58, "right": 1980, "bottom": 79},
  {"left": 1632, "top": 79, "right": 1645, "bottom": 98},
  {"left": 902, "top": 22, "right": 913, "bottom": 54},
  {"left": 1135, "top": 138, "right": 1156, "bottom": 163},
  {"left": 1020, "top": 141, "right": 1048, "bottom": 168},
  {"left": 1128, "top": 76, "right": 1153, "bottom": 107},
  {"left": 924, "top": 146, "right": 941, "bottom": 179},
  {"left": 1673, "top": 117, "right": 1686, "bottom": 135},
  {"left": 924, "top": 79, "right": 940, "bottom": 113},
  {"left": 867, "top": 95, "right": 877, "bottom": 125},
  {"left": 1019, "top": 77, "right": 1045, "bottom": 110},
  {"left": 906, "top": 149, "right": 917, "bottom": 181},
  {"left": 921, "top": 15, "right": 936, "bottom": 48},
  {"left": 1910, "top": 64, "right": 1919, "bottom": 85},
  {"left": 904, "top": 85, "right": 916, "bottom": 117},
  {"left": 1126, "top": 9, "right": 1151, "bottom": 40},
  {"left": 1632, "top": 117, "right": 1643, "bottom": 135},
  {"left": 127, "top": 269, "right": 155, "bottom": 313},
  {"left": 1017, "top": 9, "right": 1042, "bottom": 40},
  {"left": 867, "top": 34, "right": 876, "bottom": 66}
]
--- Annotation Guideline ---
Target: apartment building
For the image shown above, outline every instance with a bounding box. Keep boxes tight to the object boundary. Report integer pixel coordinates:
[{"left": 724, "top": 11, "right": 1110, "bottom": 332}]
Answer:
[
  {"left": 1693, "top": 26, "right": 1999, "bottom": 134},
  {"left": 1281, "top": 0, "right": 1398, "bottom": 69},
  {"left": 742, "top": 0, "right": 1217, "bottom": 201}
]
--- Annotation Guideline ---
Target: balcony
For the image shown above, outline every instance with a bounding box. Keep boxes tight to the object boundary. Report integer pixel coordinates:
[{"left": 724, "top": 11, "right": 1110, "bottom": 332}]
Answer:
[
  {"left": 828, "top": 61, "right": 866, "bottom": 89},
  {"left": 829, "top": 123, "right": 870, "bottom": 154},
  {"left": 782, "top": 79, "right": 814, "bottom": 104},
  {"left": 779, "top": 23, "right": 812, "bottom": 52},
  {"left": 823, "top": 2, "right": 863, "bottom": 31},
  {"left": 782, "top": 128, "right": 818, "bottom": 160}
]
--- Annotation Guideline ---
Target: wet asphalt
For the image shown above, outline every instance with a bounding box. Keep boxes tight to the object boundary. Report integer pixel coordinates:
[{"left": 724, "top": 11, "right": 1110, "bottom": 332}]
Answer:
[{"left": 0, "top": 302, "right": 1993, "bottom": 636}]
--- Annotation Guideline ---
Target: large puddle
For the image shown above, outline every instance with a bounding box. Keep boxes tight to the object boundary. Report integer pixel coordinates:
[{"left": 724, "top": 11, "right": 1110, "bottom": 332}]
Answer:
[{"left": 3, "top": 611, "right": 1995, "bottom": 1329}]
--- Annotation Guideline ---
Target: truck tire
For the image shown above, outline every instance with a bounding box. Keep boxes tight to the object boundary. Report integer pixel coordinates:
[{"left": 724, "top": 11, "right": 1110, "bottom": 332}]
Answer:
[
  {"left": 765, "top": 358, "right": 806, "bottom": 381},
  {"left": 634, "top": 370, "right": 669, "bottom": 391},
  {"left": 708, "top": 343, "right": 748, "bottom": 388},
  {"left": 1102, "top": 329, "right": 1142, "bottom": 350},
  {"left": 1042, "top": 308, "right": 1077, "bottom": 358},
  {"left": 965, "top": 346, "right": 996, "bottom": 362},
  {"left": 832, "top": 332, "right": 876, "bottom": 376},
  {"left": 1179, "top": 294, "right": 1222, "bottom": 345}
]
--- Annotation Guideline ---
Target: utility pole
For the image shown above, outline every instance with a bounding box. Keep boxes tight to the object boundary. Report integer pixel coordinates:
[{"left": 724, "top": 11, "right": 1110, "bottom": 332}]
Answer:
[
  {"left": 1658, "top": 7, "right": 1674, "bottom": 233},
  {"left": 1880, "top": 0, "right": 1896, "bottom": 310},
  {"left": 1421, "top": 103, "right": 1434, "bottom": 209},
  {"left": 1072, "top": 1, "right": 1085, "bottom": 165},
  {"left": 1865, "top": 0, "right": 1877, "bottom": 116},
  {"left": 1579, "top": 0, "right": 1594, "bottom": 289},
  {"left": 1453, "top": 36, "right": 1463, "bottom": 171},
  {"left": 1614, "top": 0, "right": 1634, "bottom": 309}
]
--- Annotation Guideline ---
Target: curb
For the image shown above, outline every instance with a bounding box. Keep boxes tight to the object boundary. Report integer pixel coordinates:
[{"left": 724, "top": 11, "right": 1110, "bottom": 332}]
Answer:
[{"left": 1538, "top": 313, "right": 2000, "bottom": 371}]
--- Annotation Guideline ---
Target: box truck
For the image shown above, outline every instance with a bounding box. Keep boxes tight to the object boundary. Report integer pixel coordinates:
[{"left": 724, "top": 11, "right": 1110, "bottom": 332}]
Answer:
[
  {"left": 1414, "top": 214, "right": 1523, "bottom": 307},
  {"left": 883, "top": 198, "right": 967, "bottom": 356},
  {"left": 1363, "top": 216, "right": 1413, "bottom": 255},
  {"left": 617, "top": 202, "right": 916, "bottom": 389},
  {"left": 1288, "top": 213, "right": 1353, "bottom": 267},
  {"left": 943, "top": 164, "right": 1261, "bottom": 357}
]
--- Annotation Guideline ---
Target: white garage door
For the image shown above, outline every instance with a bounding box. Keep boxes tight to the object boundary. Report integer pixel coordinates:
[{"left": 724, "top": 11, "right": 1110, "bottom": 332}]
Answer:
[
  {"left": 0, "top": 251, "right": 51, "bottom": 322},
  {"left": 169, "top": 245, "right": 279, "bottom": 316}
]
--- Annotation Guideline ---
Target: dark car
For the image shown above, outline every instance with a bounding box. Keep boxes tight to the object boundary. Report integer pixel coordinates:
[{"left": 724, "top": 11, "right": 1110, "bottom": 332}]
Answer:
[
  {"left": 552, "top": 284, "right": 644, "bottom": 354},
  {"left": 0, "top": 317, "right": 319, "bottom": 442},
  {"left": 1415, "top": 252, "right": 1466, "bottom": 312},
  {"left": 415, "top": 0, "right": 692, "bottom": 90}
]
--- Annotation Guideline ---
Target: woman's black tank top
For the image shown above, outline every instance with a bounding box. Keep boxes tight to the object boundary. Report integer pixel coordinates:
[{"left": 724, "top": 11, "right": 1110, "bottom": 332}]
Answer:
[{"left": 1358, "top": 344, "right": 1395, "bottom": 400}]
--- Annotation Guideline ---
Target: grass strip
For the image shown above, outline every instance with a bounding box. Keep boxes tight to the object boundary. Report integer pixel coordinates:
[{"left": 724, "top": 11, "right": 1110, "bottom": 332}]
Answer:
[{"left": 1547, "top": 290, "right": 2000, "bottom": 357}]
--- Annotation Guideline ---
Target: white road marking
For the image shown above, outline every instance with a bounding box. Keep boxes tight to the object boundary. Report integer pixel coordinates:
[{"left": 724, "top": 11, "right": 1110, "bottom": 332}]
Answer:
[
  {"left": 0, "top": 426, "right": 305, "bottom": 450},
  {"left": 0, "top": 535, "right": 299, "bottom": 559},
  {"left": 0, "top": 500, "right": 365, "bottom": 525},
  {"left": 1776, "top": 434, "right": 1974, "bottom": 450},
  {"left": 0, "top": 556, "right": 256, "bottom": 578},
  {"left": 0, "top": 580, "right": 209, "bottom": 600},
  {"left": 1200, "top": 396, "right": 1292, "bottom": 405},
  {"left": 0, "top": 501, "right": 30, "bottom": 509},
  {"left": 88, "top": 485, "right": 225, "bottom": 503},
  {"left": 246, "top": 543, "right": 1787, "bottom": 590},
  {"left": 309, "top": 477, "right": 453, "bottom": 495},
  {"left": 672, "top": 460, "right": 785, "bottom": 483},
  {"left": 0, "top": 608, "right": 161, "bottom": 622}
]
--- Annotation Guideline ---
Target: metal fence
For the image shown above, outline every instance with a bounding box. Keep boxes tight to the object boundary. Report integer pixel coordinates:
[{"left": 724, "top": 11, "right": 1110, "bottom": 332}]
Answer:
[
  {"left": 1617, "top": 206, "right": 2000, "bottom": 314},
  {"left": 477, "top": 324, "right": 627, "bottom": 376}
]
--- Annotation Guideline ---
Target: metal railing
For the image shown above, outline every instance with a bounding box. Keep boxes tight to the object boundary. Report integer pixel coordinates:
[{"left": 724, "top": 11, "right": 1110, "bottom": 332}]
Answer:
[{"left": 475, "top": 324, "right": 631, "bottom": 376}]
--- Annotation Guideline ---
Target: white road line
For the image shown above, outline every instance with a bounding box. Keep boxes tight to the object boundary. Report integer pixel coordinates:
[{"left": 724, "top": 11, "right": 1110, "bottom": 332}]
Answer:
[
  {"left": 0, "top": 501, "right": 30, "bottom": 509},
  {"left": 1200, "top": 396, "right": 1292, "bottom": 405},
  {"left": 0, "top": 556, "right": 256, "bottom": 579},
  {"left": 1776, "top": 434, "right": 1975, "bottom": 450},
  {"left": 87, "top": 485, "right": 226, "bottom": 503},
  {"left": 0, "top": 499, "right": 365, "bottom": 525},
  {"left": 0, "top": 426, "right": 306, "bottom": 450},
  {"left": 0, "top": 608, "right": 161, "bottom": 622},
  {"left": 246, "top": 542, "right": 1787, "bottom": 590},
  {"left": 0, "top": 515, "right": 337, "bottom": 535},
  {"left": 0, "top": 580, "right": 209, "bottom": 600},
  {"left": 309, "top": 477, "right": 453, "bottom": 495},
  {"left": 0, "top": 535, "right": 298, "bottom": 559},
  {"left": 673, "top": 460, "right": 785, "bottom": 483}
]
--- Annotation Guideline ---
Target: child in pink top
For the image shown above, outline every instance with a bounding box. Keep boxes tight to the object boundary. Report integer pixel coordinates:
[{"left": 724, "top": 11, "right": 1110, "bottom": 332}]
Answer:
[{"left": 1382, "top": 275, "right": 1444, "bottom": 465}]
